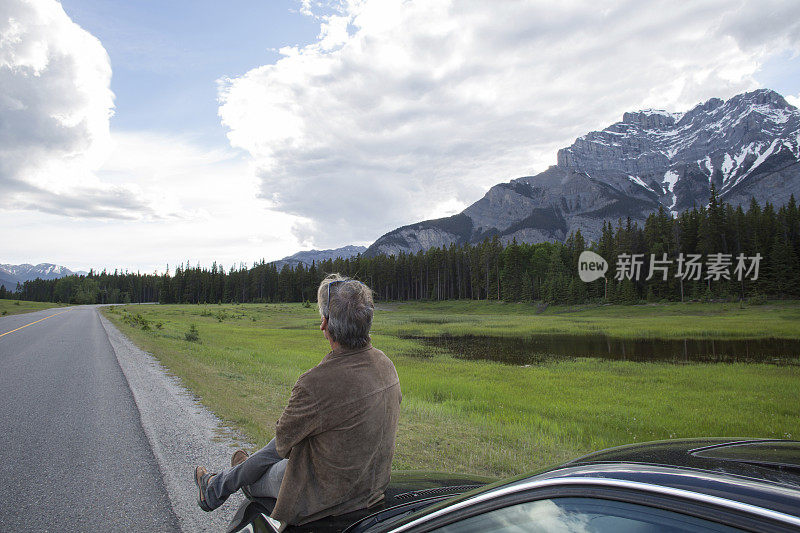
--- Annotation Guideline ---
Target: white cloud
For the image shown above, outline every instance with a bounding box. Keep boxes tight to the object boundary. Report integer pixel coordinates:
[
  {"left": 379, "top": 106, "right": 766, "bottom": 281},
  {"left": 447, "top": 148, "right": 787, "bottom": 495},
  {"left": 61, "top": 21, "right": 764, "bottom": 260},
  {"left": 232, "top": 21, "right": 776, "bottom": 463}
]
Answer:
[
  {"left": 430, "top": 197, "right": 467, "bottom": 220},
  {"left": 0, "top": 0, "right": 152, "bottom": 219},
  {"left": 218, "top": 0, "right": 800, "bottom": 247},
  {"left": 1, "top": 131, "right": 309, "bottom": 273}
]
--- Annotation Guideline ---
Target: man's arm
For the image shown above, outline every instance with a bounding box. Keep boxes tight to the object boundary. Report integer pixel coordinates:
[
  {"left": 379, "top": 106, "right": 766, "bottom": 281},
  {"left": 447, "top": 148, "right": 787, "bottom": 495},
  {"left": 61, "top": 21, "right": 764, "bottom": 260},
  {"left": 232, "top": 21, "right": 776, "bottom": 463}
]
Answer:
[{"left": 274, "top": 380, "right": 319, "bottom": 458}]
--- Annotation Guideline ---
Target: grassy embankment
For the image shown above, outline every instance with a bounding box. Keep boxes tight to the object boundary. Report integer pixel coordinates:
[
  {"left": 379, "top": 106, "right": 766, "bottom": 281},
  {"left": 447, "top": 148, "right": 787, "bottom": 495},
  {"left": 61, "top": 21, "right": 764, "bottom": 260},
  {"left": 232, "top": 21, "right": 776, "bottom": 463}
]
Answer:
[
  {"left": 0, "top": 298, "right": 65, "bottom": 317},
  {"left": 102, "top": 300, "right": 800, "bottom": 478}
]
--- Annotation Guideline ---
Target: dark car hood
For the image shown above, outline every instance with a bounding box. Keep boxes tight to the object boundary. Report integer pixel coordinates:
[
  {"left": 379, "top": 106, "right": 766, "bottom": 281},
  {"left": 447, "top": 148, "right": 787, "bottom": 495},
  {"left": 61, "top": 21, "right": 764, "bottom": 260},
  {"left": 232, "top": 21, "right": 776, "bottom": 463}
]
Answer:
[
  {"left": 233, "top": 471, "right": 496, "bottom": 533},
  {"left": 381, "top": 470, "right": 498, "bottom": 502}
]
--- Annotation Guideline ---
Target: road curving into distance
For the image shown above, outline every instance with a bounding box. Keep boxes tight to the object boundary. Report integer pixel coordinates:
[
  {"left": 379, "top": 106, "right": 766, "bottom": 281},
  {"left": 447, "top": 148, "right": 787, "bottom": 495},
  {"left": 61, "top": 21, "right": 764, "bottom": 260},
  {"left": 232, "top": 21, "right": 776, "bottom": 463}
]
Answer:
[{"left": 0, "top": 305, "right": 250, "bottom": 531}]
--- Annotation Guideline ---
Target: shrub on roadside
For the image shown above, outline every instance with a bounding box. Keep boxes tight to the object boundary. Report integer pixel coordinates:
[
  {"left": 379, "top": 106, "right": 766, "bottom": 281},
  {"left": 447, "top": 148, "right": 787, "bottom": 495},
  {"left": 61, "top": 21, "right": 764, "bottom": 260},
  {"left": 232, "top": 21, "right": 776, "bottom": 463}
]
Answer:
[
  {"left": 185, "top": 324, "right": 200, "bottom": 342},
  {"left": 122, "top": 311, "right": 152, "bottom": 330}
]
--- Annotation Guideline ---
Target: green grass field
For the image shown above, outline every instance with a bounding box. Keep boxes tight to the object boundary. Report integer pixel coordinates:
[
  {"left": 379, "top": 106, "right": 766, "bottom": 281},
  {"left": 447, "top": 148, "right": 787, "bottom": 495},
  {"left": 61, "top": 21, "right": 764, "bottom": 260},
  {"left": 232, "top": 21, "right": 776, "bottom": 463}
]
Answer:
[
  {"left": 0, "top": 298, "right": 66, "bottom": 317},
  {"left": 375, "top": 300, "right": 800, "bottom": 339},
  {"left": 101, "top": 300, "right": 800, "bottom": 478}
]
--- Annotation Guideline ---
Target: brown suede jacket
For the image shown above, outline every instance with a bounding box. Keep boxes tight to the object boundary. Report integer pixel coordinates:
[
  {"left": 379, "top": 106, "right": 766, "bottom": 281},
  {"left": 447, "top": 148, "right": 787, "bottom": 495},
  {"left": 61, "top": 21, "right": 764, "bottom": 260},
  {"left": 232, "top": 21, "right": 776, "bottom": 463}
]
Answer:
[{"left": 271, "top": 344, "right": 402, "bottom": 525}]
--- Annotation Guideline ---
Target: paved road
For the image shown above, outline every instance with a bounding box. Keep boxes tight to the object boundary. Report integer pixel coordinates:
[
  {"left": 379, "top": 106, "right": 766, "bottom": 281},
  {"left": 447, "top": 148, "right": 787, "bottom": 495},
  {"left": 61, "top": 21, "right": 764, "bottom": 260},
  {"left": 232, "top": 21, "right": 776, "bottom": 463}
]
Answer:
[{"left": 0, "top": 306, "right": 181, "bottom": 531}]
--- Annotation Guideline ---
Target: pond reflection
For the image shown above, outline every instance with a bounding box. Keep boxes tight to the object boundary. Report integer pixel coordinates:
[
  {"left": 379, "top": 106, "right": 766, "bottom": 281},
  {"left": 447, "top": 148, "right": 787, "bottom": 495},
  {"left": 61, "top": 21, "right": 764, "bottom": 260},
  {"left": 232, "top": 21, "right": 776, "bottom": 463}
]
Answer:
[{"left": 402, "top": 334, "right": 800, "bottom": 365}]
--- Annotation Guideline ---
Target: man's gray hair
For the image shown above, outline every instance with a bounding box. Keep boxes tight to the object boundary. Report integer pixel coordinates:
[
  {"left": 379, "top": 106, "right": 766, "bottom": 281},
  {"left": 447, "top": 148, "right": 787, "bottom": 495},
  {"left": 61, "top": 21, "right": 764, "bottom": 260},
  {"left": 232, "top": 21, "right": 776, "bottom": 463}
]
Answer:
[{"left": 317, "top": 273, "right": 374, "bottom": 349}]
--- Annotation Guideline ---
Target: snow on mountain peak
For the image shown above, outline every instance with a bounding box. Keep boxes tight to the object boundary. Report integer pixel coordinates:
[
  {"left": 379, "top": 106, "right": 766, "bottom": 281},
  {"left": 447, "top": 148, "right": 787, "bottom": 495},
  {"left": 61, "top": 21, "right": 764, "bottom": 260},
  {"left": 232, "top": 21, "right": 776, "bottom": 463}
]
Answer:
[
  {"left": 661, "top": 170, "right": 679, "bottom": 217},
  {"left": 0, "top": 262, "right": 79, "bottom": 289},
  {"left": 557, "top": 88, "right": 800, "bottom": 212}
]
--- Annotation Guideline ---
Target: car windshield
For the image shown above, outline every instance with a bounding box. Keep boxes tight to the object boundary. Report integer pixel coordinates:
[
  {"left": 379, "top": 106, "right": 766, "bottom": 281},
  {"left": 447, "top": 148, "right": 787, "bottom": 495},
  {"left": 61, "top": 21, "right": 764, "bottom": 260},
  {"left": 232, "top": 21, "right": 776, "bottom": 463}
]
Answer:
[{"left": 430, "top": 498, "right": 743, "bottom": 533}]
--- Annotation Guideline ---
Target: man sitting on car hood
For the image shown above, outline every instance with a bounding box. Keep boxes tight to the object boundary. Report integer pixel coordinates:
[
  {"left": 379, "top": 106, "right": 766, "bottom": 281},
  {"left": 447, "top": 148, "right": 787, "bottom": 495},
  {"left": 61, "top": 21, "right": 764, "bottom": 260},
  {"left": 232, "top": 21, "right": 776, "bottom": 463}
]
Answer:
[{"left": 194, "top": 273, "right": 402, "bottom": 527}]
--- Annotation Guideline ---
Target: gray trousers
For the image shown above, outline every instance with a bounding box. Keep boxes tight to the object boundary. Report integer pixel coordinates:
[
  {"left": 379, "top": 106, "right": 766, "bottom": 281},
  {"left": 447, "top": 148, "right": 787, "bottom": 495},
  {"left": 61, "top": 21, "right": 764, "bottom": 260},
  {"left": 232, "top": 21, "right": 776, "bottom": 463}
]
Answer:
[{"left": 206, "top": 438, "right": 288, "bottom": 509}]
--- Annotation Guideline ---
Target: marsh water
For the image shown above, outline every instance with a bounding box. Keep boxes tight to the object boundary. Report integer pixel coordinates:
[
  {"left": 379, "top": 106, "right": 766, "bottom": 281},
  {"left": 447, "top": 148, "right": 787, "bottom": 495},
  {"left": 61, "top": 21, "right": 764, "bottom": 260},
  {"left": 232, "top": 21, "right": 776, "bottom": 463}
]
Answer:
[{"left": 404, "top": 334, "right": 800, "bottom": 365}]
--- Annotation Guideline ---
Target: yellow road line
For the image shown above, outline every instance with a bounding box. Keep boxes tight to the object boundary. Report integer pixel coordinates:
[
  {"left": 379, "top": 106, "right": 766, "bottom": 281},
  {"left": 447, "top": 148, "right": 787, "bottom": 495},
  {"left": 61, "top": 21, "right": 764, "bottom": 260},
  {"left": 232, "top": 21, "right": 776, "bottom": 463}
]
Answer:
[{"left": 0, "top": 309, "right": 71, "bottom": 338}]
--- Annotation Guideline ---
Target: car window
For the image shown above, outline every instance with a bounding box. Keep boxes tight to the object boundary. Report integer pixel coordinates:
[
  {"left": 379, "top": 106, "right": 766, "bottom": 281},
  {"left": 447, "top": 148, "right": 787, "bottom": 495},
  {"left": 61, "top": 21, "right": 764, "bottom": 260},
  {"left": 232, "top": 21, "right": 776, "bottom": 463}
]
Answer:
[{"left": 430, "top": 497, "right": 744, "bottom": 533}]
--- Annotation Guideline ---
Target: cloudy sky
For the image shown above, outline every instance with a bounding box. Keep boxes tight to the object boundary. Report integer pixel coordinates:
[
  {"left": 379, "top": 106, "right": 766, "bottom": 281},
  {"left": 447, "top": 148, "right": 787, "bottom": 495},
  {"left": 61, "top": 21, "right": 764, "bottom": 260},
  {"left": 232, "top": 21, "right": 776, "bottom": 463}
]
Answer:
[{"left": 2, "top": 0, "right": 800, "bottom": 273}]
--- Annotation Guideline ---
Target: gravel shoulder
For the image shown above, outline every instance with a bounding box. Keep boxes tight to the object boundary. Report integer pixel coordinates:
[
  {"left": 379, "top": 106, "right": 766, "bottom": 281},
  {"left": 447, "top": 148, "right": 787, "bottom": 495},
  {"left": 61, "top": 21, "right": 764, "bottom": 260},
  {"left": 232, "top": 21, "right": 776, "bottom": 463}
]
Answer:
[{"left": 99, "top": 309, "right": 252, "bottom": 532}]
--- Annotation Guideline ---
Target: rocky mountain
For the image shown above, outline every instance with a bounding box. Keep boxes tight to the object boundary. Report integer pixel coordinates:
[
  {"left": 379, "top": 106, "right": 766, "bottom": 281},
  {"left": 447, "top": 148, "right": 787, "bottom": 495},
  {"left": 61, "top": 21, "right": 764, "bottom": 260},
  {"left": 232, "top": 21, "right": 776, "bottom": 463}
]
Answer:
[
  {"left": 0, "top": 263, "right": 87, "bottom": 291},
  {"left": 271, "top": 245, "right": 367, "bottom": 271},
  {"left": 366, "top": 89, "right": 800, "bottom": 257}
]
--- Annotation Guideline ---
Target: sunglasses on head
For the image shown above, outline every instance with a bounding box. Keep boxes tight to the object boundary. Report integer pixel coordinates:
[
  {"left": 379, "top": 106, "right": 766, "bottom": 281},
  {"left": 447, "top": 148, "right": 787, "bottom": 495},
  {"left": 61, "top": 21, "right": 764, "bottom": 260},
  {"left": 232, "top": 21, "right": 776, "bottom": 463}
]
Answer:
[{"left": 325, "top": 279, "right": 348, "bottom": 320}]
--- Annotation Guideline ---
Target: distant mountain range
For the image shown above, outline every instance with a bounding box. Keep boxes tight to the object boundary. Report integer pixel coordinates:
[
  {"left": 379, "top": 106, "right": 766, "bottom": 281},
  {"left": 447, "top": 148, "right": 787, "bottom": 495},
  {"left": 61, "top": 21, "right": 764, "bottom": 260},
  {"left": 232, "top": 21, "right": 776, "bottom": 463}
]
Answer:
[
  {"left": 365, "top": 88, "right": 800, "bottom": 257},
  {"left": 270, "top": 245, "right": 367, "bottom": 271},
  {"left": 2, "top": 248, "right": 371, "bottom": 290},
  {"left": 0, "top": 263, "right": 88, "bottom": 291}
]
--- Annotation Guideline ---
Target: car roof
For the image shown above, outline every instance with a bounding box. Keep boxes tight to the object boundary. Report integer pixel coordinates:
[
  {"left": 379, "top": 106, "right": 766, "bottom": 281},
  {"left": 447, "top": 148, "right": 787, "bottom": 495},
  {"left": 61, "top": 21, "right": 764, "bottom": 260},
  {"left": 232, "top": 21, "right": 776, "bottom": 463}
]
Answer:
[{"left": 568, "top": 437, "right": 800, "bottom": 485}]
